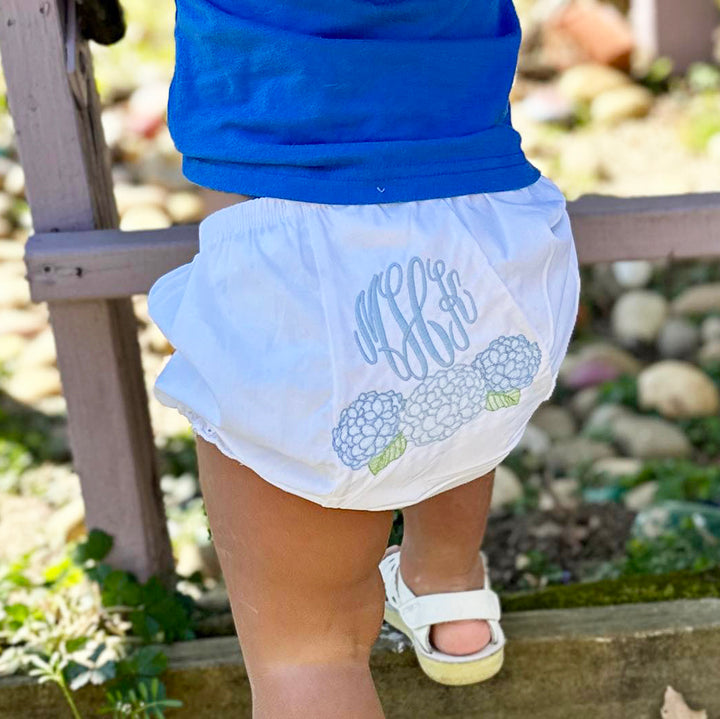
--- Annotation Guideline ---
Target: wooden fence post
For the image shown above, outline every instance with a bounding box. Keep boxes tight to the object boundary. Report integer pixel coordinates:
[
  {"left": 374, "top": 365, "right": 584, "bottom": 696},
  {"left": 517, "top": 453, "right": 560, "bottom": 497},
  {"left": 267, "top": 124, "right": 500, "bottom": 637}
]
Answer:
[
  {"left": 0, "top": 0, "right": 175, "bottom": 583},
  {"left": 630, "top": 0, "right": 720, "bottom": 74}
]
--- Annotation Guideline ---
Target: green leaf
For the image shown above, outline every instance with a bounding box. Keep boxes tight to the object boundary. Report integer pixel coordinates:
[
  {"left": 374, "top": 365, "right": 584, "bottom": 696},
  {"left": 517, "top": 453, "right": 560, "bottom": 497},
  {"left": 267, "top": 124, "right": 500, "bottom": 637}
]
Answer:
[
  {"left": 485, "top": 388, "right": 521, "bottom": 411},
  {"left": 73, "top": 528, "right": 114, "bottom": 564},
  {"left": 368, "top": 432, "right": 407, "bottom": 476}
]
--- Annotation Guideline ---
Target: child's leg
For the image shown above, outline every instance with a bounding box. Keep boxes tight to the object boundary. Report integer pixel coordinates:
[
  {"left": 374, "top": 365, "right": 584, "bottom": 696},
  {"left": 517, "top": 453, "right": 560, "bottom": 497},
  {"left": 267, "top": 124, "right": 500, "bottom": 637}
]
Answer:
[
  {"left": 391, "top": 470, "right": 495, "bottom": 656},
  {"left": 195, "top": 435, "right": 393, "bottom": 719}
]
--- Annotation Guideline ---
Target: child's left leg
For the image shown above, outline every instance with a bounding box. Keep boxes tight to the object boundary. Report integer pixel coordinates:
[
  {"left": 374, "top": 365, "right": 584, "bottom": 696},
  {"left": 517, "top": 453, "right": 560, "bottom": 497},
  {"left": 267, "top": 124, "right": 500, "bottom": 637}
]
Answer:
[{"left": 195, "top": 435, "right": 394, "bottom": 719}]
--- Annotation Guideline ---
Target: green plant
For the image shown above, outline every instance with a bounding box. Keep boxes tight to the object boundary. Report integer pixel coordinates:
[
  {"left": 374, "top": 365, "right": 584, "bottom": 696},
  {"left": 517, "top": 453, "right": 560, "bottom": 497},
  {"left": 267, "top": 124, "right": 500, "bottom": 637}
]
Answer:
[
  {"left": 595, "top": 373, "right": 638, "bottom": 409},
  {"left": 621, "top": 516, "right": 720, "bottom": 575},
  {"left": 617, "top": 459, "right": 720, "bottom": 503},
  {"left": 0, "top": 529, "right": 194, "bottom": 718}
]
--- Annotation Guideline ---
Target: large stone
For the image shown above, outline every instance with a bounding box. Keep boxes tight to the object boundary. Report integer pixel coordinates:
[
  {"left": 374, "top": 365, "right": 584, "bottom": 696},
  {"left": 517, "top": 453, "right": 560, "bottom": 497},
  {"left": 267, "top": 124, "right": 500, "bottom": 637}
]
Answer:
[
  {"left": 611, "top": 260, "right": 653, "bottom": 289},
  {"left": 490, "top": 465, "right": 524, "bottom": 511},
  {"left": 656, "top": 317, "right": 701, "bottom": 359},
  {"left": 611, "top": 290, "right": 668, "bottom": 345},
  {"left": 556, "top": 62, "right": 631, "bottom": 102},
  {"left": 114, "top": 182, "right": 168, "bottom": 216},
  {"left": 701, "top": 315, "right": 720, "bottom": 343},
  {"left": 514, "top": 423, "right": 552, "bottom": 459},
  {"left": 568, "top": 385, "right": 601, "bottom": 421},
  {"left": 671, "top": 283, "right": 720, "bottom": 316},
  {"left": 583, "top": 403, "right": 633, "bottom": 436},
  {"left": 590, "top": 85, "right": 654, "bottom": 125},
  {"left": 559, "top": 341, "right": 642, "bottom": 389},
  {"left": 592, "top": 456, "right": 644, "bottom": 480},
  {"left": 529, "top": 404, "right": 577, "bottom": 440},
  {"left": 0, "top": 238, "right": 24, "bottom": 261},
  {"left": 167, "top": 192, "right": 205, "bottom": 225},
  {"left": 623, "top": 481, "right": 659, "bottom": 511},
  {"left": 0, "top": 307, "right": 48, "bottom": 337},
  {"left": 546, "top": 437, "right": 616, "bottom": 472},
  {"left": 3, "top": 366, "right": 62, "bottom": 404},
  {"left": 637, "top": 360, "right": 719, "bottom": 418},
  {"left": 0, "top": 334, "right": 25, "bottom": 363},
  {"left": 698, "top": 340, "right": 720, "bottom": 363},
  {"left": 120, "top": 204, "right": 172, "bottom": 231},
  {"left": 9, "top": 326, "right": 56, "bottom": 369},
  {"left": 613, "top": 415, "right": 693, "bottom": 459}
]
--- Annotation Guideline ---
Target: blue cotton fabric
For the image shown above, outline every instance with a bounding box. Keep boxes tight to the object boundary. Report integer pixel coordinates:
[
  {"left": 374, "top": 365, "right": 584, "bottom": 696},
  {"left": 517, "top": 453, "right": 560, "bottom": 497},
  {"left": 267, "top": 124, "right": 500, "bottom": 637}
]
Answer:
[{"left": 168, "top": 0, "right": 541, "bottom": 204}]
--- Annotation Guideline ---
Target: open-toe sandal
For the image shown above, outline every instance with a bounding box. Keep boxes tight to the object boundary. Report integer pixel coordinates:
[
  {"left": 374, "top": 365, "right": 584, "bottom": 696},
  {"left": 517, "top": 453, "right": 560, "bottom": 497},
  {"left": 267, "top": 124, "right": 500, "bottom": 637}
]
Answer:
[{"left": 379, "top": 549, "right": 505, "bottom": 686}]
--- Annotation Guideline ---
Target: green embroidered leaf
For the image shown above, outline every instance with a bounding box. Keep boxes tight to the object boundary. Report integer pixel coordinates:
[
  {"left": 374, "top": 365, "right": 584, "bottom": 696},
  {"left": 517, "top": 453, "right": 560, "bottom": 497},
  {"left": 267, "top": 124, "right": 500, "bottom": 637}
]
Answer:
[
  {"left": 485, "top": 389, "right": 521, "bottom": 411},
  {"left": 369, "top": 432, "right": 407, "bottom": 475}
]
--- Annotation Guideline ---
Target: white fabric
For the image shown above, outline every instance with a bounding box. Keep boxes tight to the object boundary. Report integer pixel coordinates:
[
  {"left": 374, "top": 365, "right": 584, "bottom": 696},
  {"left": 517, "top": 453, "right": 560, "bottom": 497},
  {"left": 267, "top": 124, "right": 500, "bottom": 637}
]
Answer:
[{"left": 147, "top": 175, "right": 581, "bottom": 510}]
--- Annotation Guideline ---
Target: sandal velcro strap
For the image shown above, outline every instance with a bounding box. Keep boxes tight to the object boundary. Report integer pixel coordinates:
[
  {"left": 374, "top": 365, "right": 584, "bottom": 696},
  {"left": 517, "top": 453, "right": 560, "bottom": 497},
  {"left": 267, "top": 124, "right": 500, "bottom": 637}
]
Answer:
[{"left": 399, "top": 588, "right": 501, "bottom": 631}]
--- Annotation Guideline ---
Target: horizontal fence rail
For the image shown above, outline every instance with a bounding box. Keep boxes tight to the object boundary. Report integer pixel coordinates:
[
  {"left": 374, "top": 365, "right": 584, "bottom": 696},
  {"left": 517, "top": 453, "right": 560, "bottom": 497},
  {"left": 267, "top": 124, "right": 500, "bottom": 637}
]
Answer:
[{"left": 24, "top": 191, "right": 720, "bottom": 303}]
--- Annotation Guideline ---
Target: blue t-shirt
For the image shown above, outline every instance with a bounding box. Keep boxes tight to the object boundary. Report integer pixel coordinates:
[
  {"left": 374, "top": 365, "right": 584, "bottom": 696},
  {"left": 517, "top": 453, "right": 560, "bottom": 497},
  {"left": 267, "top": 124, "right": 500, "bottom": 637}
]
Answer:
[{"left": 169, "top": 0, "right": 540, "bottom": 204}]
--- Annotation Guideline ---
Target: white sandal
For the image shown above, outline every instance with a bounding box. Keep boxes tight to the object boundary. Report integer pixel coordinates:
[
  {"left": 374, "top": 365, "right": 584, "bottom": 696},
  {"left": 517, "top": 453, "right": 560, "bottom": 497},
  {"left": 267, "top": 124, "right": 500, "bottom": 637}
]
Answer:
[{"left": 379, "top": 549, "right": 506, "bottom": 686}]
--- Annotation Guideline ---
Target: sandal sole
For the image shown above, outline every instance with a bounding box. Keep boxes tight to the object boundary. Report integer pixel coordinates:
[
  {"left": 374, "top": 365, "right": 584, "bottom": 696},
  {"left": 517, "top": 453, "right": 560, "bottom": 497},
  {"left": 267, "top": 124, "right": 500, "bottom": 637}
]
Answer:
[{"left": 384, "top": 603, "right": 505, "bottom": 686}]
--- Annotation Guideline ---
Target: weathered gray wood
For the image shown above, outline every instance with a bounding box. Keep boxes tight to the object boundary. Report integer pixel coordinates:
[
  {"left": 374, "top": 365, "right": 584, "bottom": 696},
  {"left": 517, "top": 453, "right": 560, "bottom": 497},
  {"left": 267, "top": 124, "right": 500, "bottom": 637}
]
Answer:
[
  {"left": 23, "top": 190, "right": 720, "bottom": 302},
  {"left": 630, "top": 0, "right": 720, "bottom": 74},
  {"left": 0, "top": 0, "right": 174, "bottom": 583}
]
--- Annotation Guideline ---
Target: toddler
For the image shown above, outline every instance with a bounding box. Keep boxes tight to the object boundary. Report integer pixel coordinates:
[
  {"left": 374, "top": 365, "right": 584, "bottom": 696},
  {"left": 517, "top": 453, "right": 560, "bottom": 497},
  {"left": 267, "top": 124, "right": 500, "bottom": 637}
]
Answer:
[{"left": 147, "top": 0, "right": 581, "bottom": 716}]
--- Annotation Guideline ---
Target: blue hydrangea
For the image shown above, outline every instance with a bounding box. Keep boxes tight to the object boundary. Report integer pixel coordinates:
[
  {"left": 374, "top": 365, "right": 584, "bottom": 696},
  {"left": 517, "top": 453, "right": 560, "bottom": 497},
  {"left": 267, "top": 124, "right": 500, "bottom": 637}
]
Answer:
[
  {"left": 472, "top": 334, "right": 541, "bottom": 392},
  {"left": 332, "top": 390, "right": 404, "bottom": 470},
  {"left": 400, "top": 364, "right": 486, "bottom": 446}
]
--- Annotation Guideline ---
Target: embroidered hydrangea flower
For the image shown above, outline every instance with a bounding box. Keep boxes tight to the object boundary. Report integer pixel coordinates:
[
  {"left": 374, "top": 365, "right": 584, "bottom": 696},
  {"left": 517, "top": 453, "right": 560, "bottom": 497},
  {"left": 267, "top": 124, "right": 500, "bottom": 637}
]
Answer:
[
  {"left": 400, "top": 364, "right": 487, "bottom": 446},
  {"left": 472, "top": 334, "right": 541, "bottom": 392},
  {"left": 332, "top": 390, "right": 404, "bottom": 470}
]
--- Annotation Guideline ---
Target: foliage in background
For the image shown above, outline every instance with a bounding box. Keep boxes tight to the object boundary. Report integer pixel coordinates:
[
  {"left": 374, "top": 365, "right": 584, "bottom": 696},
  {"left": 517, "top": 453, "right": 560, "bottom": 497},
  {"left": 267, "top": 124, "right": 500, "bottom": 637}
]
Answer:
[{"left": 0, "top": 529, "right": 194, "bottom": 718}]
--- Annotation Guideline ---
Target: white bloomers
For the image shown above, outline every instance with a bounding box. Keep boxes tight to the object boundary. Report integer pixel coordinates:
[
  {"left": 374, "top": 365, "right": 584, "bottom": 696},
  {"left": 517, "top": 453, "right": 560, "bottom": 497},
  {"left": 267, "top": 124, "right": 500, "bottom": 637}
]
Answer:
[{"left": 147, "top": 175, "right": 581, "bottom": 511}]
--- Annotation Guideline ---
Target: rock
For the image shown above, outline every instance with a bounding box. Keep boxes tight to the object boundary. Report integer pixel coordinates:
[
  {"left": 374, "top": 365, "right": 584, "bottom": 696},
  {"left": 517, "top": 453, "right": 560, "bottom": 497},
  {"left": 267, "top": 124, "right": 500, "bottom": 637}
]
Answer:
[
  {"left": 656, "top": 317, "right": 701, "bottom": 358},
  {"left": 698, "top": 339, "right": 720, "bottom": 363},
  {"left": 0, "top": 307, "right": 48, "bottom": 337},
  {"left": 551, "top": 477, "right": 581, "bottom": 508},
  {"left": 114, "top": 182, "right": 168, "bottom": 216},
  {"left": 3, "top": 365, "right": 62, "bottom": 403},
  {"left": 556, "top": 63, "right": 631, "bottom": 103},
  {"left": 44, "top": 497, "right": 86, "bottom": 548},
  {"left": 560, "top": 341, "right": 642, "bottom": 389},
  {"left": 632, "top": 500, "right": 720, "bottom": 540},
  {"left": 590, "top": 84, "right": 654, "bottom": 125},
  {"left": 611, "top": 290, "right": 668, "bottom": 344},
  {"left": 518, "top": 85, "right": 576, "bottom": 124},
  {"left": 637, "top": 360, "right": 719, "bottom": 418},
  {"left": 583, "top": 403, "right": 633, "bottom": 436},
  {"left": 126, "top": 81, "right": 170, "bottom": 139},
  {"left": 120, "top": 204, "right": 172, "bottom": 231},
  {"left": 490, "top": 465, "right": 524, "bottom": 511},
  {"left": 542, "top": 2, "right": 635, "bottom": 71},
  {"left": 514, "top": 423, "right": 552, "bottom": 459},
  {"left": 613, "top": 415, "right": 692, "bottom": 459},
  {"left": 0, "top": 494, "right": 53, "bottom": 561},
  {"left": 611, "top": 260, "right": 653, "bottom": 289},
  {"left": 0, "top": 334, "right": 25, "bottom": 363},
  {"left": 546, "top": 437, "right": 616, "bottom": 472},
  {"left": 10, "top": 326, "right": 56, "bottom": 369},
  {"left": 0, "top": 239, "right": 24, "bottom": 261},
  {"left": 3, "top": 163, "right": 25, "bottom": 197},
  {"left": 529, "top": 404, "right": 577, "bottom": 440},
  {"left": 568, "top": 385, "right": 601, "bottom": 421},
  {"left": 167, "top": 192, "right": 205, "bottom": 225},
  {"left": 671, "top": 283, "right": 720, "bottom": 315},
  {"left": 592, "top": 456, "right": 644, "bottom": 480},
  {"left": 623, "top": 481, "right": 658, "bottom": 511},
  {"left": 701, "top": 315, "right": 720, "bottom": 343}
]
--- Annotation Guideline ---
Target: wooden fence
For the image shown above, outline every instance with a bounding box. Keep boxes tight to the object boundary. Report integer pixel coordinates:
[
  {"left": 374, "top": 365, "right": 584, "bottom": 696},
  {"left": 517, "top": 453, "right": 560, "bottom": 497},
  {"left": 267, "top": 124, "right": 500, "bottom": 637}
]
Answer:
[{"left": 0, "top": 0, "right": 719, "bottom": 582}]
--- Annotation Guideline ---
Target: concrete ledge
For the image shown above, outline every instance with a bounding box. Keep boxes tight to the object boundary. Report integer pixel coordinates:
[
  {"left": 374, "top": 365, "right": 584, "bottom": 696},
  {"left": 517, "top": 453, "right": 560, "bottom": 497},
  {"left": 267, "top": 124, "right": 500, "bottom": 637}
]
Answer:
[{"left": 1, "top": 598, "right": 719, "bottom": 718}]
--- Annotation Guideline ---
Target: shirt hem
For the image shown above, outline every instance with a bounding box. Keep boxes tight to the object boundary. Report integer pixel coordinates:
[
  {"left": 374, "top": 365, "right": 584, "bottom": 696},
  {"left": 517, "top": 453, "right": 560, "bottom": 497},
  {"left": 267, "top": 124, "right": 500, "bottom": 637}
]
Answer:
[{"left": 182, "top": 157, "right": 542, "bottom": 204}]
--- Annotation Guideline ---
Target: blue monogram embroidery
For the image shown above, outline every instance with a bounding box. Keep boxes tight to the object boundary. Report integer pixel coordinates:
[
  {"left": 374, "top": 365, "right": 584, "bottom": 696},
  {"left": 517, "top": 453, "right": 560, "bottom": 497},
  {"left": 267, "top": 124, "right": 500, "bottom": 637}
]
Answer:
[{"left": 353, "top": 256, "right": 479, "bottom": 382}]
